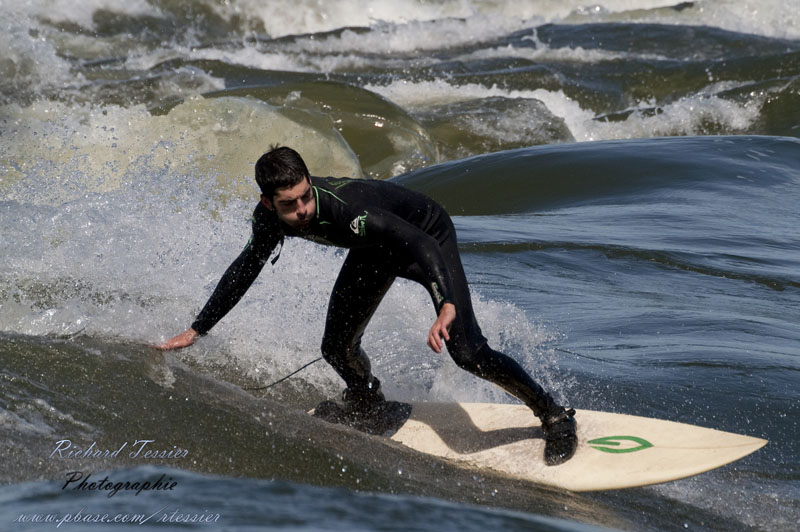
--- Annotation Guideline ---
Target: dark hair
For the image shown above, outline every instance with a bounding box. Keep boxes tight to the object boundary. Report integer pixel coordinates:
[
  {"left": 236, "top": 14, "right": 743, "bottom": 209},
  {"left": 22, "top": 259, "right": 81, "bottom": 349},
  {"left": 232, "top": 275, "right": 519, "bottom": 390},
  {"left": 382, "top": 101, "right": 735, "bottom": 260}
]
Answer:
[{"left": 255, "top": 145, "right": 310, "bottom": 197}]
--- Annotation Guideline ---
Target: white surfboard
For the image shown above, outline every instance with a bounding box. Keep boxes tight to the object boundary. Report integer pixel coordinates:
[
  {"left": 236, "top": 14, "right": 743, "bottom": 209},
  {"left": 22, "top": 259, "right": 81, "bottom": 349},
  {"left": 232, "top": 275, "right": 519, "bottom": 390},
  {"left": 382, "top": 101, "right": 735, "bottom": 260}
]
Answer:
[
  {"left": 390, "top": 402, "right": 767, "bottom": 492},
  {"left": 313, "top": 401, "right": 768, "bottom": 492}
]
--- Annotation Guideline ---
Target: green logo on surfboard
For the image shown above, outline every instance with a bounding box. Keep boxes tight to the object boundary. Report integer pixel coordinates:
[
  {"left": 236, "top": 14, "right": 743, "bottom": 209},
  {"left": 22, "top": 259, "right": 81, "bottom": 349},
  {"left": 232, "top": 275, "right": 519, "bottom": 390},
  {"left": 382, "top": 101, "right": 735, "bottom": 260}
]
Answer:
[{"left": 588, "top": 436, "right": 654, "bottom": 454}]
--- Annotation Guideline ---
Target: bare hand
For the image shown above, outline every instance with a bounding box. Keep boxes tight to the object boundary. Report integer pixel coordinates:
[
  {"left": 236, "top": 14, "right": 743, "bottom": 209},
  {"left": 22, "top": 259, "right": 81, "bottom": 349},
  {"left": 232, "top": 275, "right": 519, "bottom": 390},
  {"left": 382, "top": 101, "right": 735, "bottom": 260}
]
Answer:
[
  {"left": 427, "top": 303, "right": 455, "bottom": 354},
  {"left": 154, "top": 328, "right": 198, "bottom": 350}
]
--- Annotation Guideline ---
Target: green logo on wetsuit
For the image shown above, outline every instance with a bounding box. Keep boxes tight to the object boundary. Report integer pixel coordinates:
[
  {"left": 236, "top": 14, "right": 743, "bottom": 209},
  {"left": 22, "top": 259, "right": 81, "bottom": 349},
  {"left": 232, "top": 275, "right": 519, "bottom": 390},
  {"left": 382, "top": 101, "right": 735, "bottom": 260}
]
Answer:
[
  {"left": 431, "top": 282, "right": 444, "bottom": 306},
  {"left": 588, "top": 436, "right": 654, "bottom": 454},
  {"left": 350, "top": 211, "right": 368, "bottom": 237}
]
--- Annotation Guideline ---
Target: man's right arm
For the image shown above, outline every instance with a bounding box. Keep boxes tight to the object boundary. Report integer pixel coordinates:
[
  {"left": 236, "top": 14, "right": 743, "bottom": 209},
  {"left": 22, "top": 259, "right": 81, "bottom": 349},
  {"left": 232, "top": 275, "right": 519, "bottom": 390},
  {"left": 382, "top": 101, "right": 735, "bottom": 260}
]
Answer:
[
  {"left": 155, "top": 206, "right": 280, "bottom": 350},
  {"left": 154, "top": 239, "right": 274, "bottom": 350},
  {"left": 189, "top": 238, "right": 273, "bottom": 335}
]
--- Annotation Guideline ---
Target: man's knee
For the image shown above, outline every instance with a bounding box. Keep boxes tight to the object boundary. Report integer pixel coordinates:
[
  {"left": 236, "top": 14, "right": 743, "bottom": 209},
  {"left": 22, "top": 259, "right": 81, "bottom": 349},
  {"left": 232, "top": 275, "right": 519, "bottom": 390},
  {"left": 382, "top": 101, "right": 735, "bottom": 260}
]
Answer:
[
  {"left": 321, "top": 333, "right": 349, "bottom": 364},
  {"left": 447, "top": 340, "right": 491, "bottom": 376},
  {"left": 321, "top": 333, "right": 372, "bottom": 380}
]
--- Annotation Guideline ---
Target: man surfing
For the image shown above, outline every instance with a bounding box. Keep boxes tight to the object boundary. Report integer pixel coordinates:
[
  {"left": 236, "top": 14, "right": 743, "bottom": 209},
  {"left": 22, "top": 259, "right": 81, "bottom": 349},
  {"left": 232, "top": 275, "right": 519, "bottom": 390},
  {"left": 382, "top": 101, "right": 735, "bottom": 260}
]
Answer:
[{"left": 156, "top": 146, "right": 577, "bottom": 465}]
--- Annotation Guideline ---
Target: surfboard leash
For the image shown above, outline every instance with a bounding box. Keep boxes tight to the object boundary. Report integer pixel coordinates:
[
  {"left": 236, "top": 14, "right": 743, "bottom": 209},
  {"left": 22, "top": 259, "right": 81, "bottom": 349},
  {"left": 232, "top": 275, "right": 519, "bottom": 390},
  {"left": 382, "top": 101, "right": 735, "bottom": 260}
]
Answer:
[
  {"left": 243, "top": 356, "right": 323, "bottom": 391},
  {"left": 244, "top": 346, "right": 602, "bottom": 392}
]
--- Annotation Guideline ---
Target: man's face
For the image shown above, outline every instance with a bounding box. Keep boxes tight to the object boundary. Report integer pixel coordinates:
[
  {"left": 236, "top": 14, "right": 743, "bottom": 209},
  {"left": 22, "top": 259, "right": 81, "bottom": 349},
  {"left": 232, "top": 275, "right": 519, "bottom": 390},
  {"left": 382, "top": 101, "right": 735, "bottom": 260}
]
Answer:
[{"left": 262, "top": 177, "right": 316, "bottom": 229}]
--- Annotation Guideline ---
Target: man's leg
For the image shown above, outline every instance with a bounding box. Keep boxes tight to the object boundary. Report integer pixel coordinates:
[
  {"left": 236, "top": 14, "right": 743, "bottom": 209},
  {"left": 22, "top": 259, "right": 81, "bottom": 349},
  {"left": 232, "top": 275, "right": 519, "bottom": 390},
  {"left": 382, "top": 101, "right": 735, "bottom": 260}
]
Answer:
[
  {"left": 434, "top": 235, "right": 560, "bottom": 414},
  {"left": 321, "top": 249, "right": 395, "bottom": 410},
  {"left": 413, "top": 226, "right": 577, "bottom": 465}
]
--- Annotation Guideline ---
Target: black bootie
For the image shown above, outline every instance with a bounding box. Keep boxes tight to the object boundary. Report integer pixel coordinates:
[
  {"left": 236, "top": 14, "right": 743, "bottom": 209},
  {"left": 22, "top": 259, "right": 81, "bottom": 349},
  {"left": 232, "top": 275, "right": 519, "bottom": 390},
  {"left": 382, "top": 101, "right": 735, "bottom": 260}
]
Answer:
[
  {"left": 342, "top": 377, "right": 385, "bottom": 414},
  {"left": 541, "top": 408, "right": 577, "bottom": 466}
]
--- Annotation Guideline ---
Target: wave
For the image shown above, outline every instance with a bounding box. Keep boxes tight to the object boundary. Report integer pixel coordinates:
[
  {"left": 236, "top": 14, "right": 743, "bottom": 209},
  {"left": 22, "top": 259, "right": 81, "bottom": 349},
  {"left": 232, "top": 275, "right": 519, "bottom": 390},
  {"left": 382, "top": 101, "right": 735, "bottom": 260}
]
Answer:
[
  {"left": 393, "top": 135, "right": 800, "bottom": 292},
  {"left": 3, "top": 3, "right": 798, "bottom": 177},
  {"left": 392, "top": 135, "right": 800, "bottom": 214},
  {"left": 0, "top": 95, "right": 363, "bottom": 205},
  {"left": 204, "top": 81, "right": 438, "bottom": 178},
  {"left": 0, "top": 332, "right": 605, "bottom": 526},
  {"left": 460, "top": 240, "right": 799, "bottom": 292}
]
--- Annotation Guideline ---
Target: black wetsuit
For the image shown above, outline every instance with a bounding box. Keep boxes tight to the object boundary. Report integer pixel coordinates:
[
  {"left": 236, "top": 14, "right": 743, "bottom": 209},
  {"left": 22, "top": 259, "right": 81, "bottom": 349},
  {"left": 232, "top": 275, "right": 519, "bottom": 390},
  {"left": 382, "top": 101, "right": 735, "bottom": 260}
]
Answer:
[{"left": 192, "top": 177, "right": 559, "bottom": 417}]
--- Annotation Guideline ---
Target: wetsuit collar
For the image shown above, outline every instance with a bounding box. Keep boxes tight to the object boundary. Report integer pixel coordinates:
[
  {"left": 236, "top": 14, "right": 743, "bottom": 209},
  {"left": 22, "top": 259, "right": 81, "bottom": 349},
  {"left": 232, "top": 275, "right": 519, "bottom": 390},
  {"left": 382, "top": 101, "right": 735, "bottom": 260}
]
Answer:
[{"left": 313, "top": 184, "right": 321, "bottom": 220}]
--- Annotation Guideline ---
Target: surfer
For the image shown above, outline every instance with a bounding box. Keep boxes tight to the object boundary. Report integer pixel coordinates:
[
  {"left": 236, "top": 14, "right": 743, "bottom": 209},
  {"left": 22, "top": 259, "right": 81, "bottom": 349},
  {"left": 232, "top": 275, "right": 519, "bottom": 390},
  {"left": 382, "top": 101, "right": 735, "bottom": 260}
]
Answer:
[{"left": 156, "top": 146, "right": 577, "bottom": 465}]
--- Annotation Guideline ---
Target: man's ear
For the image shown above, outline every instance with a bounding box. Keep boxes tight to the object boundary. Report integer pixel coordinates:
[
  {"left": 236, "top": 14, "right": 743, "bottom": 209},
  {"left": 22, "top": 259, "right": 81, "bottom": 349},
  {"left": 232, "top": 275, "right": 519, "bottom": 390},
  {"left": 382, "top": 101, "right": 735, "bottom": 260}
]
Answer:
[{"left": 260, "top": 194, "right": 274, "bottom": 211}]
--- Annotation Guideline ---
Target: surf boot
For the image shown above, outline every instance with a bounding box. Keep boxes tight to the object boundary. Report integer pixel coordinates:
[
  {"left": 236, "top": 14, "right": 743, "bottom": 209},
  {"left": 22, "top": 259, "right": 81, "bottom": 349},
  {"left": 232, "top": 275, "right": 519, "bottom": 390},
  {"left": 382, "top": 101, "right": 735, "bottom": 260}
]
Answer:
[
  {"left": 341, "top": 377, "right": 385, "bottom": 415},
  {"left": 541, "top": 407, "right": 577, "bottom": 466}
]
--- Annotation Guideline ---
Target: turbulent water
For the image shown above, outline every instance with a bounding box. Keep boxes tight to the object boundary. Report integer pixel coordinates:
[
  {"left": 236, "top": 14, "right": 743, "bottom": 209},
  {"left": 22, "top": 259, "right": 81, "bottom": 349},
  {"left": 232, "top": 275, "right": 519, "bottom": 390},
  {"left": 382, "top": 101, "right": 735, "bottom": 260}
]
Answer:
[{"left": 1, "top": 1, "right": 799, "bottom": 531}]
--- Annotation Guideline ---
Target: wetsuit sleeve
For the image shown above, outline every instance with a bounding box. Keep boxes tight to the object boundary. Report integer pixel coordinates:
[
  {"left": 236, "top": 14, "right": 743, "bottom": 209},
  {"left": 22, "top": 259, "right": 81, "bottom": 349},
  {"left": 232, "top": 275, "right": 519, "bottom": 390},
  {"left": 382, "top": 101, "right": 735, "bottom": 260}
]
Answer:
[
  {"left": 361, "top": 209, "right": 455, "bottom": 312},
  {"left": 190, "top": 216, "right": 280, "bottom": 335}
]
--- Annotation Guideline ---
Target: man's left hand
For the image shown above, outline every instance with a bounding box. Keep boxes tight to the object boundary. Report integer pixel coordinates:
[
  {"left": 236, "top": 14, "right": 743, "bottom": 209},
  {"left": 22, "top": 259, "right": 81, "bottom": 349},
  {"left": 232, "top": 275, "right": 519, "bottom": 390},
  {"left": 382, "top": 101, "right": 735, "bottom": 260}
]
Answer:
[{"left": 427, "top": 303, "right": 455, "bottom": 353}]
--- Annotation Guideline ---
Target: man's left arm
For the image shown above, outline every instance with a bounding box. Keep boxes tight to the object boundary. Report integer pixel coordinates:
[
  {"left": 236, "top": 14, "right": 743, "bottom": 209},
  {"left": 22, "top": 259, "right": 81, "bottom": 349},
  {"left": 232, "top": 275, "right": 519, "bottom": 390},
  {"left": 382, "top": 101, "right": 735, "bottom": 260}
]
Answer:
[
  {"left": 362, "top": 209, "right": 455, "bottom": 311},
  {"left": 427, "top": 302, "right": 456, "bottom": 353},
  {"left": 360, "top": 210, "right": 457, "bottom": 352}
]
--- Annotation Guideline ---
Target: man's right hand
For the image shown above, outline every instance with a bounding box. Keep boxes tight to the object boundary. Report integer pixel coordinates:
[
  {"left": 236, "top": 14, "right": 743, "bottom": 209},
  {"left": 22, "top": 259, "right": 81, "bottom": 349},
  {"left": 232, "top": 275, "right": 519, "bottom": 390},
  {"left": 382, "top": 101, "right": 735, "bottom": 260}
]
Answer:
[{"left": 154, "top": 328, "right": 199, "bottom": 350}]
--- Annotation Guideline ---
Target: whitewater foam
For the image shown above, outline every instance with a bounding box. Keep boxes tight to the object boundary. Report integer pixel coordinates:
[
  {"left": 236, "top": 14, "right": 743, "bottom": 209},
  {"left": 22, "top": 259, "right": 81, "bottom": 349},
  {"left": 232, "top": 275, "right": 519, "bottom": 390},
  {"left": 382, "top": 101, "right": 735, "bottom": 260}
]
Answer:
[
  {"left": 0, "top": 96, "right": 362, "bottom": 205},
  {"left": 366, "top": 78, "right": 765, "bottom": 142},
  {"left": 212, "top": 0, "right": 800, "bottom": 41}
]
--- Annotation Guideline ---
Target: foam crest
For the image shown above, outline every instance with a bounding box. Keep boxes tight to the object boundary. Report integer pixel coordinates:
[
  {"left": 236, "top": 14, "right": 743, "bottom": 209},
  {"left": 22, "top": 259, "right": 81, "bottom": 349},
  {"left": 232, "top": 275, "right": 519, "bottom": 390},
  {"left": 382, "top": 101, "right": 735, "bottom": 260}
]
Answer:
[
  {"left": 642, "top": 0, "right": 800, "bottom": 40},
  {"left": 223, "top": 0, "right": 684, "bottom": 38},
  {"left": 181, "top": 16, "right": 535, "bottom": 74},
  {"left": 366, "top": 79, "right": 765, "bottom": 143},
  {"left": 230, "top": 0, "right": 519, "bottom": 38},
  {"left": 0, "top": 9, "right": 80, "bottom": 103},
  {"left": 578, "top": 91, "right": 764, "bottom": 141},
  {"left": 294, "top": 16, "right": 530, "bottom": 55},
  {"left": 7, "top": 0, "right": 161, "bottom": 31}
]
